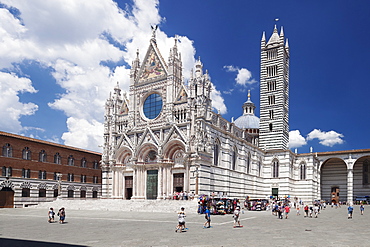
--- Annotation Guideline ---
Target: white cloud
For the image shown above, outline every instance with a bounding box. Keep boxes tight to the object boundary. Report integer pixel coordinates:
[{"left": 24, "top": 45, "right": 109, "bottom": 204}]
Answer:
[
  {"left": 0, "top": 72, "right": 38, "bottom": 132},
  {"left": 224, "top": 65, "right": 256, "bottom": 86},
  {"left": 0, "top": 0, "right": 205, "bottom": 152},
  {"left": 306, "top": 129, "right": 344, "bottom": 147},
  {"left": 211, "top": 84, "right": 227, "bottom": 114},
  {"left": 289, "top": 130, "right": 307, "bottom": 149}
]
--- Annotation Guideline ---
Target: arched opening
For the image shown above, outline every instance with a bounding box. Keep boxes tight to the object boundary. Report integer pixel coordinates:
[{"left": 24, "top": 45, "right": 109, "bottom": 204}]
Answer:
[
  {"left": 0, "top": 187, "right": 14, "bottom": 208},
  {"left": 353, "top": 156, "right": 370, "bottom": 203},
  {"left": 320, "top": 158, "right": 347, "bottom": 203}
]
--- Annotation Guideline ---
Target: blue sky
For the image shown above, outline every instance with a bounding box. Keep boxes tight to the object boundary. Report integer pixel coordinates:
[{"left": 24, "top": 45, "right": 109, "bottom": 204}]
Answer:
[{"left": 0, "top": 0, "right": 369, "bottom": 153}]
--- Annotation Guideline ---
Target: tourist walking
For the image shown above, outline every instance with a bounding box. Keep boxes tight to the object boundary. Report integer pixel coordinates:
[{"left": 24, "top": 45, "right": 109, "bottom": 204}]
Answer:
[
  {"left": 203, "top": 207, "right": 211, "bottom": 228},
  {"left": 277, "top": 204, "right": 283, "bottom": 219},
  {"left": 175, "top": 207, "right": 186, "bottom": 233},
  {"left": 360, "top": 204, "right": 365, "bottom": 215},
  {"left": 58, "top": 207, "right": 66, "bottom": 224},
  {"left": 313, "top": 205, "right": 319, "bottom": 218},
  {"left": 348, "top": 204, "right": 353, "bottom": 219},
  {"left": 296, "top": 204, "right": 300, "bottom": 216},
  {"left": 233, "top": 207, "right": 243, "bottom": 228},
  {"left": 285, "top": 205, "right": 290, "bottom": 219},
  {"left": 48, "top": 208, "right": 55, "bottom": 223}
]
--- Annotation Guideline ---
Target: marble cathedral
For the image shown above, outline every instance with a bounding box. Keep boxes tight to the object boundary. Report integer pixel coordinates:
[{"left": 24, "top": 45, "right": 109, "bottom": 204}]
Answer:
[{"left": 101, "top": 26, "right": 370, "bottom": 203}]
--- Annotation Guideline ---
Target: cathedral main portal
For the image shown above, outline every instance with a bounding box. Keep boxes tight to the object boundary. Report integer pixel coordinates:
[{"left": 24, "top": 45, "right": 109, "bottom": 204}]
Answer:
[{"left": 146, "top": 170, "right": 158, "bottom": 199}]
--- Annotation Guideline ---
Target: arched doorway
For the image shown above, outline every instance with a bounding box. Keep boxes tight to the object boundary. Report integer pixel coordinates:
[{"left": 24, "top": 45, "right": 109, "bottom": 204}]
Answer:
[
  {"left": 353, "top": 156, "right": 370, "bottom": 203},
  {"left": 320, "top": 158, "right": 347, "bottom": 203},
  {"left": 0, "top": 187, "right": 14, "bottom": 208}
]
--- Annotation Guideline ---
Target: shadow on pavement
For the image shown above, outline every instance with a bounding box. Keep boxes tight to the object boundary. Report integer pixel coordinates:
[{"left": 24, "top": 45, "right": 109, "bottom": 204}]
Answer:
[{"left": 0, "top": 238, "right": 86, "bottom": 247}]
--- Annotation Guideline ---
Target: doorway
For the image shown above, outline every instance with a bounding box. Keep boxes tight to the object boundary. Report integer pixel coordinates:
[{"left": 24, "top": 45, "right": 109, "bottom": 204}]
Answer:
[
  {"left": 0, "top": 187, "right": 14, "bottom": 208},
  {"left": 173, "top": 173, "right": 184, "bottom": 192},
  {"left": 125, "top": 176, "right": 133, "bottom": 200},
  {"left": 146, "top": 170, "right": 158, "bottom": 199}
]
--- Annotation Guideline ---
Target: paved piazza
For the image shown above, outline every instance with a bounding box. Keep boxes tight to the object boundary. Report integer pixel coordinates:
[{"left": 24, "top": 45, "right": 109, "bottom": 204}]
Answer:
[{"left": 0, "top": 204, "right": 369, "bottom": 247}]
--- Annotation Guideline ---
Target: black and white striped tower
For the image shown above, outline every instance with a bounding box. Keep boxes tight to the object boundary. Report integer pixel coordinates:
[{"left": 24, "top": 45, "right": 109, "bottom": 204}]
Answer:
[{"left": 259, "top": 25, "right": 290, "bottom": 150}]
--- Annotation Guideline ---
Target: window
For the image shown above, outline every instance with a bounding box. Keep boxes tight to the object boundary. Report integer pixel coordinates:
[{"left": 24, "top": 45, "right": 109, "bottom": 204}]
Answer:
[
  {"left": 269, "top": 123, "right": 273, "bottom": 132},
  {"left": 272, "top": 160, "right": 279, "bottom": 178},
  {"left": 22, "top": 168, "right": 31, "bottom": 178},
  {"left": 266, "top": 65, "right": 278, "bottom": 77},
  {"left": 68, "top": 155, "right": 74, "bottom": 166},
  {"left": 267, "top": 80, "right": 276, "bottom": 91},
  {"left": 67, "top": 173, "right": 74, "bottom": 182},
  {"left": 300, "top": 163, "right": 306, "bottom": 180},
  {"left": 93, "top": 176, "right": 98, "bottom": 184},
  {"left": 267, "top": 49, "right": 277, "bottom": 60},
  {"left": 54, "top": 189, "right": 59, "bottom": 197},
  {"left": 22, "top": 188, "right": 30, "bottom": 197},
  {"left": 363, "top": 159, "right": 370, "bottom": 185},
  {"left": 54, "top": 153, "right": 61, "bottom": 164},
  {"left": 246, "top": 152, "right": 251, "bottom": 174},
  {"left": 2, "top": 143, "right": 12, "bottom": 157},
  {"left": 92, "top": 191, "right": 98, "bottom": 198},
  {"left": 93, "top": 160, "right": 99, "bottom": 169},
  {"left": 258, "top": 160, "right": 262, "bottom": 177},
  {"left": 39, "top": 189, "right": 46, "bottom": 197},
  {"left": 2, "top": 166, "right": 12, "bottom": 177},
  {"left": 231, "top": 148, "right": 237, "bottom": 170},
  {"left": 39, "top": 150, "right": 47, "bottom": 162},
  {"left": 81, "top": 158, "right": 87, "bottom": 168},
  {"left": 38, "top": 170, "right": 47, "bottom": 180},
  {"left": 213, "top": 141, "right": 220, "bottom": 166},
  {"left": 22, "top": 147, "right": 31, "bottom": 160},
  {"left": 143, "top": 93, "right": 163, "bottom": 119},
  {"left": 81, "top": 175, "right": 86, "bottom": 183},
  {"left": 268, "top": 95, "right": 275, "bottom": 105},
  {"left": 269, "top": 110, "right": 274, "bottom": 119}
]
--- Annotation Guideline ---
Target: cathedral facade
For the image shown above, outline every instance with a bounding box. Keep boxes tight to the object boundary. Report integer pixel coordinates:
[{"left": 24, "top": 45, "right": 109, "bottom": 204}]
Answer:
[{"left": 101, "top": 26, "right": 370, "bottom": 204}]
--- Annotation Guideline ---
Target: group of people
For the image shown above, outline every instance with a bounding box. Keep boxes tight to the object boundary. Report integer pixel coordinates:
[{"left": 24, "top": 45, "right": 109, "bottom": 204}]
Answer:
[
  {"left": 175, "top": 205, "right": 243, "bottom": 233},
  {"left": 171, "top": 191, "right": 194, "bottom": 200},
  {"left": 48, "top": 207, "right": 66, "bottom": 224}
]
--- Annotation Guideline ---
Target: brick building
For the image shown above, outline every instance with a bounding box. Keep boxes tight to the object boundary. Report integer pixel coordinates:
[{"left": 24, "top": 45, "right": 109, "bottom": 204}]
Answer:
[{"left": 0, "top": 131, "right": 102, "bottom": 208}]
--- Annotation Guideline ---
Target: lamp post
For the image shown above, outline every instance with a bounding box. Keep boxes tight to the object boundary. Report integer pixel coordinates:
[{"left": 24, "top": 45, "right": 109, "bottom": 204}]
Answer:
[{"left": 56, "top": 173, "right": 62, "bottom": 198}]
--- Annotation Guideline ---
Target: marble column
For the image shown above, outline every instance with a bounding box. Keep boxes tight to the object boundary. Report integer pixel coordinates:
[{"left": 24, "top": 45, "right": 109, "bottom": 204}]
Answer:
[{"left": 347, "top": 169, "right": 353, "bottom": 204}]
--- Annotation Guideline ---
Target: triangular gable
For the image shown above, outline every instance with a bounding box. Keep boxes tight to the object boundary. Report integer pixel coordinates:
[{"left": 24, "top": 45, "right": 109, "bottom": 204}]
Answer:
[
  {"left": 163, "top": 125, "right": 187, "bottom": 144},
  {"left": 137, "top": 41, "right": 168, "bottom": 82},
  {"left": 137, "top": 127, "right": 160, "bottom": 147},
  {"left": 175, "top": 85, "right": 188, "bottom": 103},
  {"left": 119, "top": 98, "right": 129, "bottom": 115},
  {"left": 116, "top": 133, "right": 134, "bottom": 149}
]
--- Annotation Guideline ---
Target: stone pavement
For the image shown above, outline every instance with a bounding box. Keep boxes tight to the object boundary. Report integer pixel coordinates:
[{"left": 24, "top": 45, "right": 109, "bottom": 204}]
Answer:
[{"left": 0, "top": 203, "right": 369, "bottom": 247}]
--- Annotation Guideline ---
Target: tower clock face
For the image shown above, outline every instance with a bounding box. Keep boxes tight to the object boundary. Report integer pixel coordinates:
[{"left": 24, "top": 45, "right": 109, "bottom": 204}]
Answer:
[{"left": 143, "top": 93, "right": 163, "bottom": 119}]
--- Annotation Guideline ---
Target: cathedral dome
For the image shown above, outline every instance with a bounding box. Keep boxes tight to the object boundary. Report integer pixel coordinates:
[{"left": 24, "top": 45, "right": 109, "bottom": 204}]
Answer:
[
  {"left": 234, "top": 90, "right": 260, "bottom": 130},
  {"left": 234, "top": 114, "right": 260, "bottom": 129}
]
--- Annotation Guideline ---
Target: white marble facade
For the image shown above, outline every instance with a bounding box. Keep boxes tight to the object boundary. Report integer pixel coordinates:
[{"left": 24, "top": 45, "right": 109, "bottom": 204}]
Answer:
[{"left": 101, "top": 26, "right": 370, "bottom": 204}]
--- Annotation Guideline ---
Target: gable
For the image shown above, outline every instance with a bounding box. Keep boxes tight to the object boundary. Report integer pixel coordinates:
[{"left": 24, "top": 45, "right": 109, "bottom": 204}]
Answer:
[
  {"left": 137, "top": 43, "right": 167, "bottom": 82},
  {"left": 175, "top": 85, "right": 188, "bottom": 103}
]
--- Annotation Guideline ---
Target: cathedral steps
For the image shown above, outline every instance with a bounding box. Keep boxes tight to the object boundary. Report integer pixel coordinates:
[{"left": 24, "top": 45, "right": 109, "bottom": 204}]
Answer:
[{"left": 31, "top": 198, "right": 198, "bottom": 213}]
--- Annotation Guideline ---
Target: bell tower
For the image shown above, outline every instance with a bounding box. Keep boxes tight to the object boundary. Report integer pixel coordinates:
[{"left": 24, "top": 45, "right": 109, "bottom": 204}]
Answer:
[{"left": 259, "top": 25, "right": 290, "bottom": 150}]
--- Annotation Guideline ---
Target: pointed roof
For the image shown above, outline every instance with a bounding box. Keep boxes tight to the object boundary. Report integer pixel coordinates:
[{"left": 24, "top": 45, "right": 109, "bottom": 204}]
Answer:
[{"left": 267, "top": 25, "right": 280, "bottom": 45}]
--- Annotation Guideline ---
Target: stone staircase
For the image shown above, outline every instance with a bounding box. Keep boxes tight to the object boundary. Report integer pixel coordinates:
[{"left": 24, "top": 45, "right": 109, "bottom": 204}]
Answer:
[{"left": 31, "top": 198, "right": 198, "bottom": 213}]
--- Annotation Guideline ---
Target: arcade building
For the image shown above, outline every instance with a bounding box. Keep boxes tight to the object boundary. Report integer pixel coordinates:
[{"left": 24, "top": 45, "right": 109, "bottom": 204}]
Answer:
[{"left": 101, "top": 25, "right": 370, "bottom": 204}]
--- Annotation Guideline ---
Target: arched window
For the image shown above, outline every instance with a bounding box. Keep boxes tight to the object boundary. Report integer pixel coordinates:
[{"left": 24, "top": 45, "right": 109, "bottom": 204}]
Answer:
[
  {"left": 68, "top": 155, "right": 74, "bottom": 166},
  {"left": 300, "top": 163, "right": 306, "bottom": 180},
  {"left": 38, "top": 170, "right": 47, "bottom": 180},
  {"left": 272, "top": 160, "right": 279, "bottom": 178},
  {"left": 213, "top": 141, "right": 220, "bottom": 166},
  {"left": 54, "top": 153, "right": 61, "bottom": 164},
  {"left": 22, "top": 147, "right": 31, "bottom": 160},
  {"left": 67, "top": 173, "right": 74, "bottom": 182},
  {"left": 39, "top": 150, "right": 47, "bottom": 162},
  {"left": 22, "top": 168, "right": 31, "bottom": 178},
  {"left": 2, "top": 143, "right": 12, "bottom": 157},
  {"left": 246, "top": 152, "right": 251, "bottom": 174},
  {"left": 81, "top": 158, "right": 87, "bottom": 168},
  {"left": 231, "top": 147, "right": 237, "bottom": 170},
  {"left": 2, "top": 166, "right": 12, "bottom": 177},
  {"left": 93, "top": 160, "right": 99, "bottom": 169},
  {"left": 258, "top": 159, "right": 262, "bottom": 177}
]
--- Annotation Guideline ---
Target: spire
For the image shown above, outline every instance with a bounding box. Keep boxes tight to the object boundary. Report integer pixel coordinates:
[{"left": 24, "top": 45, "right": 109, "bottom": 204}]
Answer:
[
  {"left": 280, "top": 26, "right": 284, "bottom": 37},
  {"left": 247, "top": 90, "right": 251, "bottom": 101},
  {"left": 285, "top": 38, "right": 289, "bottom": 48},
  {"left": 173, "top": 35, "right": 178, "bottom": 55},
  {"left": 267, "top": 25, "right": 280, "bottom": 45},
  {"left": 261, "top": 31, "right": 266, "bottom": 42},
  {"left": 195, "top": 56, "right": 203, "bottom": 77}
]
